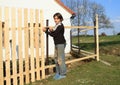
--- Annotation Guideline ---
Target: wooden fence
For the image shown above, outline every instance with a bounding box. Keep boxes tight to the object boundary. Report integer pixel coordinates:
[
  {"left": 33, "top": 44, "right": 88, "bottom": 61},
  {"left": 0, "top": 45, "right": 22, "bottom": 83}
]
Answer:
[
  {"left": 0, "top": 7, "right": 99, "bottom": 85},
  {"left": 0, "top": 7, "right": 45, "bottom": 85}
]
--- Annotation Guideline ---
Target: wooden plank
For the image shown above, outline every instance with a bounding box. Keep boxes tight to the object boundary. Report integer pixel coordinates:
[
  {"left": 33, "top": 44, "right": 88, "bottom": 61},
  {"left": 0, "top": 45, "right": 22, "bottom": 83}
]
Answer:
[
  {"left": 40, "top": 10, "right": 45, "bottom": 79},
  {"left": 0, "top": 7, "right": 3, "bottom": 85},
  {"left": 24, "top": 8, "right": 30, "bottom": 84},
  {"left": 30, "top": 9, "right": 35, "bottom": 82},
  {"left": 2, "top": 26, "right": 95, "bottom": 30},
  {"left": 47, "top": 26, "right": 95, "bottom": 29},
  {"left": 45, "top": 54, "right": 96, "bottom": 69},
  {"left": 80, "top": 50, "right": 94, "bottom": 55},
  {"left": 35, "top": 9, "right": 40, "bottom": 80},
  {"left": 65, "top": 26, "right": 95, "bottom": 29},
  {"left": 71, "top": 46, "right": 96, "bottom": 56},
  {"left": 11, "top": 7, "right": 17, "bottom": 85},
  {"left": 95, "top": 14, "right": 99, "bottom": 61},
  {"left": 79, "top": 28, "right": 95, "bottom": 32},
  {"left": 66, "top": 54, "right": 96, "bottom": 64},
  {"left": 18, "top": 8, "right": 24, "bottom": 85},
  {"left": 5, "top": 7, "right": 11, "bottom": 85}
]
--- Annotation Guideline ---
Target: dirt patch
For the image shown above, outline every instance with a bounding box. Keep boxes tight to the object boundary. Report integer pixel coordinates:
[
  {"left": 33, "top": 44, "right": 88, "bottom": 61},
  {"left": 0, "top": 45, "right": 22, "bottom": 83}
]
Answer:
[{"left": 100, "top": 47, "right": 120, "bottom": 56}]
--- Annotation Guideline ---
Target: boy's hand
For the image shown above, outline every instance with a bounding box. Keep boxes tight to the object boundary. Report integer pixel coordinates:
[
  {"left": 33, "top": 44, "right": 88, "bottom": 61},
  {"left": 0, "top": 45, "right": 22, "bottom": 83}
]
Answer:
[
  {"left": 42, "top": 27, "right": 47, "bottom": 32},
  {"left": 49, "top": 27, "right": 54, "bottom": 32}
]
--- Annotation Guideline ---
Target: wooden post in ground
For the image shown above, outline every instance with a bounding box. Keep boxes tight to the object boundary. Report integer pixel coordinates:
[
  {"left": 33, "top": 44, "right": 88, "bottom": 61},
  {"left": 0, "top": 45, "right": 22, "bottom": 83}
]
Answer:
[
  {"left": 0, "top": 7, "right": 3, "bottom": 85},
  {"left": 77, "top": 28, "right": 80, "bottom": 54},
  {"left": 94, "top": 20, "right": 97, "bottom": 60},
  {"left": 94, "top": 14, "right": 99, "bottom": 61},
  {"left": 24, "top": 8, "right": 30, "bottom": 84},
  {"left": 95, "top": 14, "right": 99, "bottom": 61},
  {"left": 70, "top": 30, "right": 72, "bottom": 51},
  {"left": 40, "top": 10, "right": 45, "bottom": 79},
  {"left": 45, "top": 19, "right": 49, "bottom": 75},
  {"left": 18, "top": 8, "right": 24, "bottom": 85}
]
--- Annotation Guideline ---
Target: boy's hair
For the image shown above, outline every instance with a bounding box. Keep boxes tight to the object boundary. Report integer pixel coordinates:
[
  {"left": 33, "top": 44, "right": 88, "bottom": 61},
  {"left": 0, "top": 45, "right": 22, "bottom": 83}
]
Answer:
[{"left": 53, "top": 13, "right": 63, "bottom": 21}]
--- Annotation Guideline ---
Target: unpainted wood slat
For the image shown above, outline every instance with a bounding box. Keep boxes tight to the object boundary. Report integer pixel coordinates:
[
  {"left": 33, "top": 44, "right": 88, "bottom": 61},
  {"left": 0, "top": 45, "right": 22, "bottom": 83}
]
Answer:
[
  {"left": 18, "top": 8, "right": 24, "bottom": 85},
  {"left": 5, "top": 7, "right": 11, "bottom": 85},
  {"left": 0, "top": 7, "right": 4, "bottom": 85},
  {"left": 30, "top": 9, "right": 35, "bottom": 82},
  {"left": 40, "top": 10, "right": 45, "bottom": 79},
  {"left": 24, "top": 8, "right": 30, "bottom": 84},
  {"left": 35, "top": 9, "right": 40, "bottom": 80},
  {"left": 11, "top": 7, "right": 17, "bottom": 85}
]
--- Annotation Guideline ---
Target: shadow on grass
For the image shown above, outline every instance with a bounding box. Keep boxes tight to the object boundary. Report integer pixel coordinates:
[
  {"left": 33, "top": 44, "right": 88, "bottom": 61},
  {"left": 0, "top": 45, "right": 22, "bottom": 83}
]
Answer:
[
  {"left": 99, "top": 40, "right": 120, "bottom": 47},
  {"left": 73, "top": 40, "right": 120, "bottom": 50}
]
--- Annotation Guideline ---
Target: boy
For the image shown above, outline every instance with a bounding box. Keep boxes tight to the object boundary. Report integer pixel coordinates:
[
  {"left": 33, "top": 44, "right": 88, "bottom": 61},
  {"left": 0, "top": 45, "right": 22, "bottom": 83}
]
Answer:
[{"left": 43, "top": 13, "right": 66, "bottom": 80}]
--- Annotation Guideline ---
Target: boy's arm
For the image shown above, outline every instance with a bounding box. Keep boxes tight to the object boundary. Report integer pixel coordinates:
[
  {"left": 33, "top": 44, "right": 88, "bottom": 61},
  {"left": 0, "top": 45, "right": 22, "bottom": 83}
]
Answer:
[{"left": 46, "top": 25, "right": 63, "bottom": 37}]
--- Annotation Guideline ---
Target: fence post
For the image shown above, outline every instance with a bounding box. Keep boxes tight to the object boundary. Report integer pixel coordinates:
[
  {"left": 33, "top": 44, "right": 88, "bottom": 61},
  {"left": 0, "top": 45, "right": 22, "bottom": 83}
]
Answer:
[
  {"left": 45, "top": 19, "right": 49, "bottom": 75},
  {"left": 77, "top": 28, "right": 80, "bottom": 54},
  {"left": 70, "top": 30, "right": 72, "bottom": 51},
  {"left": 40, "top": 10, "right": 45, "bottom": 79},
  {"left": 94, "top": 14, "right": 99, "bottom": 61},
  {"left": 0, "top": 7, "right": 3, "bottom": 85},
  {"left": 95, "top": 14, "right": 99, "bottom": 61}
]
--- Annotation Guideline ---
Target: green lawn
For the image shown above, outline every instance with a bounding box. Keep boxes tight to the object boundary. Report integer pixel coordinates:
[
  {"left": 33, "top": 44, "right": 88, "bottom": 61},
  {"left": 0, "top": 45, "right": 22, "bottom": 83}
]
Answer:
[
  {"left": 72, "top": 35, "right": 120, "bottom": 54},
  {"left": 27, "top": 35, "right": 120, "bottom": 85},
  {"left": 28, "top": 55, "right": 120, "bottom": 85}
]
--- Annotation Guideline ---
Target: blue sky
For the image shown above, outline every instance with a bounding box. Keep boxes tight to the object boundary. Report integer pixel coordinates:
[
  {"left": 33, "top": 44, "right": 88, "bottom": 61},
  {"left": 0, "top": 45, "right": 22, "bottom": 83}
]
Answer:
[
  {"left": 62, "top": 0, "right": 120, "bottom": 35},
  {"left": 95, "top": 0, "right": 120, "bottom": 19},
  {"left": 93, "top": 0, "right": 120, "bottom": 35}
]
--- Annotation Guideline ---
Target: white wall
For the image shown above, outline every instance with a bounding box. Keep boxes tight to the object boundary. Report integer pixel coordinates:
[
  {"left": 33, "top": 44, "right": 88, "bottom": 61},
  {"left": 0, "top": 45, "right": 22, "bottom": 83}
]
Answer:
[
  {"left": 0, "top": 0, "right": 72, "bottom": 56},
  {"left": 43, "top": 0, "right": 71, "bottom": 55}
]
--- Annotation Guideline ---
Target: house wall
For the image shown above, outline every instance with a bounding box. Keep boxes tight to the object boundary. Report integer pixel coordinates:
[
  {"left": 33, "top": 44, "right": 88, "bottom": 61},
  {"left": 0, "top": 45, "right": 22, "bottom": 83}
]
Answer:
[{"left": 0, "top": 0, "right": 71, "bottom": 56}]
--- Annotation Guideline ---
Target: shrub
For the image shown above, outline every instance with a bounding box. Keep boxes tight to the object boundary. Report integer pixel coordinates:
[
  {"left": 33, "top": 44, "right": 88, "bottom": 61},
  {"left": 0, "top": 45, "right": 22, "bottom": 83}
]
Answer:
[
  {"left": 117, "top": 32, "right": 120, "bottom": 35},
  {"left": 101, "top": 32, "right": 107, "bottom": 36}
]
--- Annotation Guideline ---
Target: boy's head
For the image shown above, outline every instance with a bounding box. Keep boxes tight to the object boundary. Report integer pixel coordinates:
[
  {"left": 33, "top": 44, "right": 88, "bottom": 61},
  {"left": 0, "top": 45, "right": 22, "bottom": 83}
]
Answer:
[{"left": 53, "top": 13, "right": 63, "bottom": 24}]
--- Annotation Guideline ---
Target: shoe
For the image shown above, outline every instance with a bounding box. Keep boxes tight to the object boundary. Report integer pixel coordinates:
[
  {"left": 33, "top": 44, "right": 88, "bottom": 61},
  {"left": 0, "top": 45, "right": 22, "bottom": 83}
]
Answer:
[
  {"left": 54, "top": 75, "right": 66, "bottom": 80},
  {"left": 53, "top": 73, "right": 60, "bottom": 79}
]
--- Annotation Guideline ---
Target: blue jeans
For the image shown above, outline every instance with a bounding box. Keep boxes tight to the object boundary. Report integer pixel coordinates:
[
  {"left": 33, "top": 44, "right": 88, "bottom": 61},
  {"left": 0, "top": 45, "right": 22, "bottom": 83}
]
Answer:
[{"left": 54, "top": 44, "right": 66, "bottom": 76}]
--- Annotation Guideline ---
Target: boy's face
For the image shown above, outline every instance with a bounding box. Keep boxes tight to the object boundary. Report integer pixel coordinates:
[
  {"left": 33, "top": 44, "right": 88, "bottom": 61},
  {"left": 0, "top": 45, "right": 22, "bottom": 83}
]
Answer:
[{"left": 54, "top": 16, "right": 61, "bottom": 24}]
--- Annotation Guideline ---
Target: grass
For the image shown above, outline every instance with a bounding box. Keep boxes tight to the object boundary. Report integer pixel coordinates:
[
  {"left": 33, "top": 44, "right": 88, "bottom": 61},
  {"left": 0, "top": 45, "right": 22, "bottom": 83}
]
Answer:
[
  {"left": 28, "top": 55, "right": 120, "bottom": 85},
  {"left": 27, "top": 35, "right": 120, "bottom": 85},
  {"left": 72, "top": 35, "right": 120, "bottom": 54}
]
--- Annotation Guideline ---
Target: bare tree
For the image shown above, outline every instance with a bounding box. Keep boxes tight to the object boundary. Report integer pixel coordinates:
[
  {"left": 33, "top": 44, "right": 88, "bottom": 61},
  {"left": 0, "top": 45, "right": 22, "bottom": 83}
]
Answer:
[
  {"left": 89, "top": 1, "right": 113, "bottom": 28},
  {"left": 62, "top": 0, "right": 113, "bottom": 29},
  {"left": 63, "top": 0, "right": 90, "bottom": 36}
]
